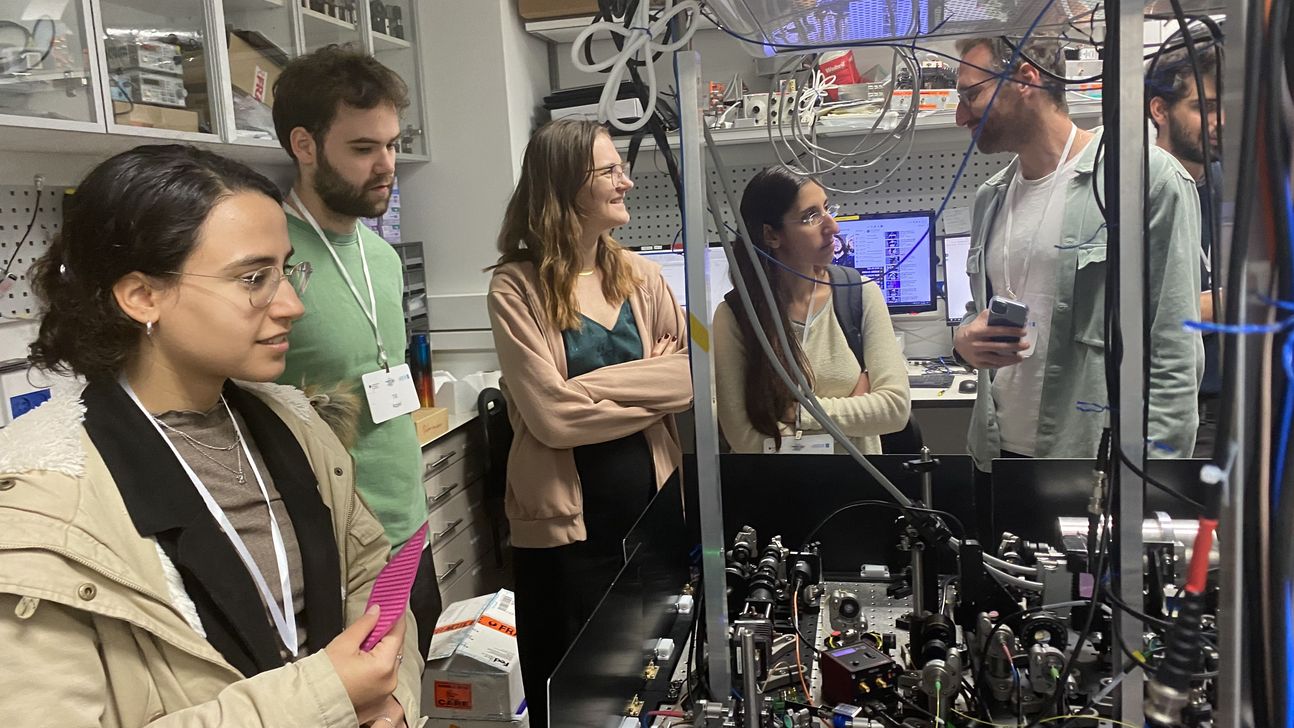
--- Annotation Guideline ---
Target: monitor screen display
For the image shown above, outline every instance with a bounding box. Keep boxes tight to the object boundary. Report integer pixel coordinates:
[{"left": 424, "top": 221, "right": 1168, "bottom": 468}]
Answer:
[
  {"left": 942, "top": 235, "right": 974, "bottom": 324},
  {"left": 832, "top": 211, "right": 937, "bottom": 314},
  {"left": 633, "top": 246, "right": 731, "bottom": 320}
]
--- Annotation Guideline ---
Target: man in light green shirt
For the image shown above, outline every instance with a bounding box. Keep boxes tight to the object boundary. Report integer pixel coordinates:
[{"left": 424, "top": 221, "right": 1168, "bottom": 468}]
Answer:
[
  {"left": 271, "top": 46, "right": 439, "bottom": 660},
  {"left": 951, "top": 37, "right": 1204, "bottom": 540}
]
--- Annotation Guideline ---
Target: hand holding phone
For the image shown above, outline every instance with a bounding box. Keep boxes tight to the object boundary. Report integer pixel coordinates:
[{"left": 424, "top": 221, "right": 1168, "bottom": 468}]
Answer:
[
  {"left": 953, "top": 299, "right": 1029, "bottom": 370},
  {"left": 986, "top": 296, "right": 1029, "bottom": 343}
]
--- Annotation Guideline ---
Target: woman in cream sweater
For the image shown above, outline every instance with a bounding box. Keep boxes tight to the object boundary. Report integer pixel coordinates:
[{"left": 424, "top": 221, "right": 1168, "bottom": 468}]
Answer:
[{"left": 714, "top": 166, "right": 911, "bottom": 454}]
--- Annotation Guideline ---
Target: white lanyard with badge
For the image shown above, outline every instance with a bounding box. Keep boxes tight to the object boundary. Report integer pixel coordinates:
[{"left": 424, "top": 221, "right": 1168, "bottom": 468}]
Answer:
[
  {"left": 121, "top": 378, "right": 299, "bottom": 656},
  {"left": 286, "top": 190, "right": 419, "bottom": 424},
  {"left": 763, "top": 275, "right": 835, "bottom": 455},
  {"left": 998, "top": 123, "right": 1077, "bottom": 357}
]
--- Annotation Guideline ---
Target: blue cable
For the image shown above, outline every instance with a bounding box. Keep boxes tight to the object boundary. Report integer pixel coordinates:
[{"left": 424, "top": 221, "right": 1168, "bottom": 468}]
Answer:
[{"left": 1275, "top": 335, "right": 1294, "bottom": 502}]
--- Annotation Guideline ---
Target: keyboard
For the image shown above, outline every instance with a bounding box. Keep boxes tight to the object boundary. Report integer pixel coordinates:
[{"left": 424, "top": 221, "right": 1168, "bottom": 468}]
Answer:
[{"left": 909, "top": 373, "right": 956, "bottom": 389}]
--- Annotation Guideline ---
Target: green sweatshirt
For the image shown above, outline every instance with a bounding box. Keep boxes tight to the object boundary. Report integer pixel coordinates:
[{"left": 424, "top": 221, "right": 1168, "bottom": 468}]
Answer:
[{"left": 279, "top": 213, "right": 427, "bottom": 548}]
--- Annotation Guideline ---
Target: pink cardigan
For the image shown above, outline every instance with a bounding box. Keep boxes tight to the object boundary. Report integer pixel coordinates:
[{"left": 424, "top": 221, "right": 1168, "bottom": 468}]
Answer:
[{"left": 486, "top": 252, "right": 693, "bottom": 548}]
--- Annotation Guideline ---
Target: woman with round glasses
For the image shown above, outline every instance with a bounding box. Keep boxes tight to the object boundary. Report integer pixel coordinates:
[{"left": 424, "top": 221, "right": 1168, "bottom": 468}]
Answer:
[
  {"left": 0, "top": 145, "right": 421, "bottom": 727},
  {"left": 714, "top": 166, "right": 911, "bottom": 454},
  {"left": 488, "top": 118, "right": 692, "bottom": 727}
]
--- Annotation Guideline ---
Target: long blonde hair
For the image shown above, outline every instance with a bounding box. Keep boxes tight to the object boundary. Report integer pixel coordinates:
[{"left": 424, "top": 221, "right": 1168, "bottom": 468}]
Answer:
[{"left": 493, "top": 119, "right": 639, "bottom": 330}]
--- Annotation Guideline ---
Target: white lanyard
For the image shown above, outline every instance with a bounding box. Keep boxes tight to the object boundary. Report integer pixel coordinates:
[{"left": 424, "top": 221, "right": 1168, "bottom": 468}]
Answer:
[
  {"left": 121, "top": 379, "right": 299, "bottom": 657},
  {"left": 286, "top": 190, "right": 388, "bottom": 370},
  {"left": 1001, "top": 123, "right": 1078, "bottom": 300}
]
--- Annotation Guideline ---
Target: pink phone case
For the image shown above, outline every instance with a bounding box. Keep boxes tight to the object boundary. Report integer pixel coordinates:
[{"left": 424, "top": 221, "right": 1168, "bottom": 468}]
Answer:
[{"left": 361, "top": 520, "right": 428, "bottom": 651}]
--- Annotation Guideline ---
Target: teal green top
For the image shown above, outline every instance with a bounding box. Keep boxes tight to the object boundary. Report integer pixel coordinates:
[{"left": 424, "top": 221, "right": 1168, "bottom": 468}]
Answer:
[
  {"left": 562, "top": 301, "right": 644, "bottom": 377},
  {"left": 278, "top": 213, "right": 427, "bottom": 548},
  {"left": 959, "top": 127, "right": 1205, "bottom": 470}
]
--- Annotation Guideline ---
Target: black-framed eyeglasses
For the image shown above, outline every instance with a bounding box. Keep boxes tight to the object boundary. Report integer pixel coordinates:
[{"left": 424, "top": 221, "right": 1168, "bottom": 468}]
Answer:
[
  {"left": 169, "top": 261, "right": 313, "bottom": 309},
  {"left": 787, "top": 203, "right": 841, "bottom": 227},
  {"left": 588, "top": 162, "right": 632, "bottom": 181},
  {"left": 957, "top": 75, "right": 998, "bottom": 106}
]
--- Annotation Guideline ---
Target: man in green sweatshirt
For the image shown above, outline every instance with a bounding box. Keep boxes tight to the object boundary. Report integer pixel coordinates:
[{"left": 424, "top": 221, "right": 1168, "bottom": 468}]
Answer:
[{"left": 271, "top": 46, "right": 439, "bottom": 657}]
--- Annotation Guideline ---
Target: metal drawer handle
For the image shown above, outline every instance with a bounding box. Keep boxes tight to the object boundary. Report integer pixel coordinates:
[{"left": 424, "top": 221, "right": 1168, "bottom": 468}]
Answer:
[
  {"left": 430, "top": 484, "right": 458, "bottom": 504},
  {"left": 438, "top": 559, "right": 464, "bottom": 583},
  {"left": 434, "top": 518, "right": 464, "bottom": 541},
  {"left": 423, "top": 451, "right": 457, "bottom": 478}
]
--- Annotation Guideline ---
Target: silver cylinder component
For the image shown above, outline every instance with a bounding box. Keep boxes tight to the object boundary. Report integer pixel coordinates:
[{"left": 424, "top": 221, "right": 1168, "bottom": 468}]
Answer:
[
  {"left": 986, "top": 626, "right": 1017, "bottom": 703},
  {"left": 920, "top": 652, "right": 963, "bottom": 718},
  {"left": 1057, "top": 513, "right": 1220, "bottom": 571}
]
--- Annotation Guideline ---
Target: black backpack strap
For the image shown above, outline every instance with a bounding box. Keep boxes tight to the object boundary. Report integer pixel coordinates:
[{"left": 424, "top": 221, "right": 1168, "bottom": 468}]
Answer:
[{"left": 828, "top": 265, "right": 867, "bottom": 371}]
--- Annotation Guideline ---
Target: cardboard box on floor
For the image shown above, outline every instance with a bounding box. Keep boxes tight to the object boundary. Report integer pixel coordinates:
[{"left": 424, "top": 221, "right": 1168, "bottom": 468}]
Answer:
[
  {"left": 423, "top": 590, "right": 525, "bottom": 722},
  {"left": 427, "top": 707, "right": 529, "bottom": 728}
]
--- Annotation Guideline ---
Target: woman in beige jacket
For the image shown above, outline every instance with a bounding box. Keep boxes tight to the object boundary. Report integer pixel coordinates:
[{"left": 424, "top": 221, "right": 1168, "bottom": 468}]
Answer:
[
  {"left": 0, "top": 146, "right": 421, "bottom": 727},
  {"left": 487, "top": 119, "right": 692, "bottom": 727},
  {"left": 714, "top": 166, "right": 911, "bottom": 454}
]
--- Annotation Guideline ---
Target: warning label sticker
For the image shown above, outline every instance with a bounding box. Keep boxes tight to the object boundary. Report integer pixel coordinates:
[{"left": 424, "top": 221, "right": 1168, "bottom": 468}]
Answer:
[
  {"left": 434, "top": 619, "right": 475, "bottom": 635},
  {"left": 477, "top": 614, "right": 517, "bottom": 637},
  {"left": 434, "top": 681, "right": 474, "bottom": 710}
]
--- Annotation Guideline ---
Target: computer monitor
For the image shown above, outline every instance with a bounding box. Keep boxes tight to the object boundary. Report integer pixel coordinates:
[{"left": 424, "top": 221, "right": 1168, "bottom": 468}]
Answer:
[
  {"left": 832, "top": 211, "right": 937, "bottom": 314},
  {"left": 942, "top": 235, "right": 974, "bottom": 325},
  {"left": 633, "top": 245, "right": 731, "bottom": 320}
]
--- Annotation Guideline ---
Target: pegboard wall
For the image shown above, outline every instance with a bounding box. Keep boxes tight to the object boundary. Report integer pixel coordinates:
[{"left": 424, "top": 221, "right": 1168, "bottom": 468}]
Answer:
[
  {"left": 1, "top": 185, "right": 63, "bottom": 321},
  {"left": 616, "top": 132, "right": 1016, "bottom": 358},
  {"left": 617, "top": 135, "right": 1013, "bottom": 247}
]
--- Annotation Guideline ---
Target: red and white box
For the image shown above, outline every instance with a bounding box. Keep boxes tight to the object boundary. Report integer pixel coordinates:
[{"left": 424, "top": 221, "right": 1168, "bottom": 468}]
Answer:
[{"left": 423, "top": 590, "right": 525, "bottom": 724}]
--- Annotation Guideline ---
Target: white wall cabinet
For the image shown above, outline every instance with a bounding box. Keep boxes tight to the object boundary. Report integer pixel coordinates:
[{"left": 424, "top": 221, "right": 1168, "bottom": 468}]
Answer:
[{"left": 0, "top": 0, "right": 430, "bottom": 163}]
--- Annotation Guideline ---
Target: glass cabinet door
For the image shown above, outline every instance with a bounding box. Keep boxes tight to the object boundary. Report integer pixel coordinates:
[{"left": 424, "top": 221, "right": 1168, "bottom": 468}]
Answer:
[
  {"left": 222, "top": 0, "right": 299, "bottom": 142},
  {"left": 96, "top": 0, "right": 218, "bottom": 137},
  {"left": 297, "top": 0, "right": 364, "bottom": 53},
  {"left": 366, "top": 0, "right": 424, "bottom": 157},
  {"left": 0, "top": 0, "right": 101, "bottom": 128}
]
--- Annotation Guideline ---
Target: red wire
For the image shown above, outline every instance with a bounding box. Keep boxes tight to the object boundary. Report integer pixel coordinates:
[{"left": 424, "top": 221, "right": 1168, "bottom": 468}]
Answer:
[{"left": 1186, "top": 518, "right": 1218, "bottom": 594}]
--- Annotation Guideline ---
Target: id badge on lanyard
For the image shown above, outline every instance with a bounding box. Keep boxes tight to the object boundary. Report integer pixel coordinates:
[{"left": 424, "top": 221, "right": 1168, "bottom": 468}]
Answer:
[
  {"left": 286, "top": 191, "right": 419, "bottom": 424},
  {"left": 763, "top": 432, "right": 835, "bottom": 454}
]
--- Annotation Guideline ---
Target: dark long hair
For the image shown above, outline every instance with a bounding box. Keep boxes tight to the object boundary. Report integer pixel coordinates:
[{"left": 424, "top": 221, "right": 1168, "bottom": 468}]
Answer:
[
  {"left": 729, "top": 166, "right": 819, "bottom": 447},
  {"left": 28, "top": 144, "right": 283, "bottom": 381}
]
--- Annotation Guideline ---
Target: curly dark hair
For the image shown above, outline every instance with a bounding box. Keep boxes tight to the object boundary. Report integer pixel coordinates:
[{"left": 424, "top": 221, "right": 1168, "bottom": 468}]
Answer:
[
  {"left": 28, "top": 144, "right": 282, "bottom": 381},
  {"left": 272, "top": 44, "right": 409, "bottom": 160}
]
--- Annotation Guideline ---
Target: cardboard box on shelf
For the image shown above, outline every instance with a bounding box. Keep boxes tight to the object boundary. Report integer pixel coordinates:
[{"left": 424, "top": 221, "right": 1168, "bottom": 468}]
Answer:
[
  {"left": 423, "top": 590, "right": 524, "bottom": 722},
  {"left": 413, "top": 407, "right": 449, "bottom": 443},
  {"left": 516, "top": 0, "right": 600, "bottom": 20},
  {"left": 114, "top": 101, "right": 200, "bottom": 132},
  {"left": 184, "top": 30, "right": 288, "bottom": 108}
]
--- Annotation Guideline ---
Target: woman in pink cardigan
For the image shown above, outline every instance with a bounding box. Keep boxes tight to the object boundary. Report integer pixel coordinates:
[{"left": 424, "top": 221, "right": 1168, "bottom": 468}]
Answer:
[{"left": 486, "top": 118, "right": 693, "bottom": 727}]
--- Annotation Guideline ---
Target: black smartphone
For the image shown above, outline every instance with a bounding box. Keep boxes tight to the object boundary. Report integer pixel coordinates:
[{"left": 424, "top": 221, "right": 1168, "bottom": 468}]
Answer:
[{"left": 986, "top": 295, "right": 1029, "bottom": 343}]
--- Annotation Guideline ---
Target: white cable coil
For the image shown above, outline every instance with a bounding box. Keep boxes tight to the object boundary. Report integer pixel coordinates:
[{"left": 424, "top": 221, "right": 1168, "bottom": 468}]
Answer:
[{"left": 570, "top": 0, "right": 702, "bottom": 132}]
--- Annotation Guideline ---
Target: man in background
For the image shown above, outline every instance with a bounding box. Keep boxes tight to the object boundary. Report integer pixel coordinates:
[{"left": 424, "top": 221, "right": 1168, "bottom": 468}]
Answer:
[
  {"left": 1147, "top": 37, "right": 1224, "bottom": 457},
  {"left": 273, "top": 46, "right": 440, "bottom": 655}
]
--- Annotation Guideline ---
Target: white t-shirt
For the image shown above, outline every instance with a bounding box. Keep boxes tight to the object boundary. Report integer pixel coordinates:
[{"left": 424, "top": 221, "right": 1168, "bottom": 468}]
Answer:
[{"left": 988, "top": 153, "right": 1083, "bottom": 455}]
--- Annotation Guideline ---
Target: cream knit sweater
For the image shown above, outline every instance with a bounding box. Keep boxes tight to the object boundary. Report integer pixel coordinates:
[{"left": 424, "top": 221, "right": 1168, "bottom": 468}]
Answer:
[{"left": 714, "top": 281, "right": 911, "bottom": 454}]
